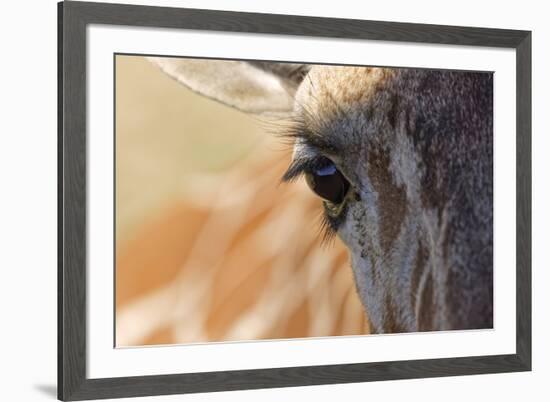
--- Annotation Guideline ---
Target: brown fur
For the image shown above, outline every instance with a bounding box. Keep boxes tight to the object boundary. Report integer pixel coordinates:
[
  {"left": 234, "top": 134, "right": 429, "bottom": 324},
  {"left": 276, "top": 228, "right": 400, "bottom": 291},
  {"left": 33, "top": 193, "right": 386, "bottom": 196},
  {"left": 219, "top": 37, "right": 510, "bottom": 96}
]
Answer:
[
  {"left": 294, "top": 66, "right": 493, "bottom": 332},
  {"left": 367, "top": 147, "right": 408, "bottom": 254}
]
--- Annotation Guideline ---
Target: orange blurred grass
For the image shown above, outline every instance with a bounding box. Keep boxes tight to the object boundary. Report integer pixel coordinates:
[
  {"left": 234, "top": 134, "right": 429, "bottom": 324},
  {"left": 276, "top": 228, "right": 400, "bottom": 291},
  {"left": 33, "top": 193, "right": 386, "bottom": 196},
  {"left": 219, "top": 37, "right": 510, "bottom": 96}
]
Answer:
[{"left": 116, "top": 147, "right": 370, "bottom": 346}]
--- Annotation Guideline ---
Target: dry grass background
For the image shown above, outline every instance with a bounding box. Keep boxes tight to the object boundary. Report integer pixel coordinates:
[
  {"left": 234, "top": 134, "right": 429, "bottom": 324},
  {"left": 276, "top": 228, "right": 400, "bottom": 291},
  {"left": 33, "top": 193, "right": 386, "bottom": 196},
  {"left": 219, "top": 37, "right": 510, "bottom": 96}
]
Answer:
[{"left": 115, "top": 55, "right": 370, "bottom": 347}]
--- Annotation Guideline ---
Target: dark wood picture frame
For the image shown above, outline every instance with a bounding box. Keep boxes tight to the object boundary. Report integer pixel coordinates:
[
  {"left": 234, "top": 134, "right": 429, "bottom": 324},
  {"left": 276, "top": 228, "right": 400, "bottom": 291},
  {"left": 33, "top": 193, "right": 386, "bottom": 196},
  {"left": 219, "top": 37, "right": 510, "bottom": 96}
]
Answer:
[{"left": 58, "top": 1, "right": 532, "bottom": 400}]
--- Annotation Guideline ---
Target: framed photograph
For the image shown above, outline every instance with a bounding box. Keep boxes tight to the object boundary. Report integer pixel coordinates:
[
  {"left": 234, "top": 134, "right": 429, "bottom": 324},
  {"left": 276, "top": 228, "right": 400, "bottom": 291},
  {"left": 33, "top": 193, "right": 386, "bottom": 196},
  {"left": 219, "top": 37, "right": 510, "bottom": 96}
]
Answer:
[{"left": 58, "top": 1, "right": 531, "bottom": 400}]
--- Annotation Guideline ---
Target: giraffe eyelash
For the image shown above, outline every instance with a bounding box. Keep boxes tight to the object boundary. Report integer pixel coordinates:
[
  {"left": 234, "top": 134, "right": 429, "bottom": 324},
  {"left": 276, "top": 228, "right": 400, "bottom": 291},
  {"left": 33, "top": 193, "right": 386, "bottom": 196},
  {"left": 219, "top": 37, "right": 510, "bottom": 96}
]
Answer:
[
  {"left": 318, "top": 210, "right": 339, "bottom": 246},
  {"left": 281, "top": 156, "right": 330, "bottom": 183}
]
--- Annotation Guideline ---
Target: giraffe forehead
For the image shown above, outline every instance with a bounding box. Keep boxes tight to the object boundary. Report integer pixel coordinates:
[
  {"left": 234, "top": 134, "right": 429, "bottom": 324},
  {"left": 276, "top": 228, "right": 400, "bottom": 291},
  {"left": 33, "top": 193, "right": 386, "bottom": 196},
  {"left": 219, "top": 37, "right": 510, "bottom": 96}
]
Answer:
[{"left": 295, "top": 66, "right": 395, "bottom": 117}]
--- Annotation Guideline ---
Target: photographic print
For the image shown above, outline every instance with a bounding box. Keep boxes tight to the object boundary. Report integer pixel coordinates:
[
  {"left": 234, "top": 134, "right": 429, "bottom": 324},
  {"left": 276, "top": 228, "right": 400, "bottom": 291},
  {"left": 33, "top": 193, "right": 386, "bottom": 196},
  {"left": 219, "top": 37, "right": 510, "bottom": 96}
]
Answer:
[
  {"left": 59, "top": 3, "right": 531, "bottom": 399},
  {"left": 115, "top": 55, "right": 493, "bottom": 347}
]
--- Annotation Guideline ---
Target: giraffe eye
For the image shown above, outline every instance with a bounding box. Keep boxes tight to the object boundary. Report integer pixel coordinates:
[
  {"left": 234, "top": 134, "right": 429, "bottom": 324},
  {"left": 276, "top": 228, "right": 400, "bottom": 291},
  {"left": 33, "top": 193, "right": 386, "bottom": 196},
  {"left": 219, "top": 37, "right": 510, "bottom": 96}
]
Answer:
[{"left": 305, "top": 157, "right": 350, "bottom": 204}]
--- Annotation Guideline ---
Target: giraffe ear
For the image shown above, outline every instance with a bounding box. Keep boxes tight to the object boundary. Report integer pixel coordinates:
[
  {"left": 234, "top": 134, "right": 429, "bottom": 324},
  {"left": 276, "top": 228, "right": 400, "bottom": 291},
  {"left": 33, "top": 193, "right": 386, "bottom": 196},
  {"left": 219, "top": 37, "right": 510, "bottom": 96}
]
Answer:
[{"left": 147, "top": 57, "right": 310, "bottom": 116}]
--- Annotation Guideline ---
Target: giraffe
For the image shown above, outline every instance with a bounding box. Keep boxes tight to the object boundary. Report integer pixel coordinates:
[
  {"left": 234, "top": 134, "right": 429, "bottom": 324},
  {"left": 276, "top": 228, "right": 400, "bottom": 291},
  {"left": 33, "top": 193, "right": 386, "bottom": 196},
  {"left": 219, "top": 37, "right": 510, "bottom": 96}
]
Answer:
[{"left": 147, "top": 57, "right": 493, "bottom": 334}]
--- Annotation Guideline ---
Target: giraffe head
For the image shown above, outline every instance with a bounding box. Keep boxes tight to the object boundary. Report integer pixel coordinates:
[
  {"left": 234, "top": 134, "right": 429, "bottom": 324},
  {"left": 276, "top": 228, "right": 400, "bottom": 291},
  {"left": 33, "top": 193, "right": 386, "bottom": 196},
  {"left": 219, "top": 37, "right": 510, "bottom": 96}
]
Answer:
[{"left": 149, "top": 57, "right": 493, "bottom": 333}]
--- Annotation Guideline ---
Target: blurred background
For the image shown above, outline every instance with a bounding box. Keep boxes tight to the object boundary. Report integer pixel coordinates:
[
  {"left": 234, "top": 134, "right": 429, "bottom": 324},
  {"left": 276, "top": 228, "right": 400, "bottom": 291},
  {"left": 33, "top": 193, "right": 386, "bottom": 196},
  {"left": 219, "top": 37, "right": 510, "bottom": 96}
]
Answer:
[{"left": 115, "top": 55, "right": 370, "bottom": 347}]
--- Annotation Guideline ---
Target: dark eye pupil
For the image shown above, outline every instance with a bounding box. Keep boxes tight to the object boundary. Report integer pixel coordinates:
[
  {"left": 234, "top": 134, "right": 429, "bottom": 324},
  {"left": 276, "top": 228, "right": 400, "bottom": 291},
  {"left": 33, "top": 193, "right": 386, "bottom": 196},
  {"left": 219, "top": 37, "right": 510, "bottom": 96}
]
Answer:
[{"left": 305, "top": 158, "right": 350, "bottom": 204}]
